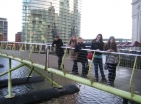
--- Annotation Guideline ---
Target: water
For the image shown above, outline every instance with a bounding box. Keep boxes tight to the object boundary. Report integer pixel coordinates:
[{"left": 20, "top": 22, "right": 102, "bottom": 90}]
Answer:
[{"left": 0, "top": 57, "right": 135, "bottom": 104}]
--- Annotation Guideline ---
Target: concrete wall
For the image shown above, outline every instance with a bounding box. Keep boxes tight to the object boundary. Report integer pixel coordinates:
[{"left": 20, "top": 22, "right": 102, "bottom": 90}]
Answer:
[{"left": 132, "top": 0, "right": 141, "bottom": 42}]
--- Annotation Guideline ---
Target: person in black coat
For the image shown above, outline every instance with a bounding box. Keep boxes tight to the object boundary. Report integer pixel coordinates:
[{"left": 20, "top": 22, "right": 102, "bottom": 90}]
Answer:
[
  {"left": 52, "top": 36, "right": 64, "bottom": 70},
  {"left": 91, "top": 34, "right": 106, "bottom": 82},
  {"left": 75, "top": 37, "right": 88, "bottom": 77}
]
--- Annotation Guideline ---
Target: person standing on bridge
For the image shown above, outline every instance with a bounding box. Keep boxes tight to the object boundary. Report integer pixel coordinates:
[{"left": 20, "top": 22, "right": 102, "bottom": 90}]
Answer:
[
  {"left": 68, "top": 35, "right": 79, "bottom": 75},
  {"left": 104, "top": 36, "right": 118, "bottom": 86},
  {"left": 91, "top": 34, "right": 106, "bottom": 82},
  {"left": 74, "top": 37, "right": 88, "bottom": 78},
  {"left": 52, "top": 36, "right": 64, "bottom": 70}
]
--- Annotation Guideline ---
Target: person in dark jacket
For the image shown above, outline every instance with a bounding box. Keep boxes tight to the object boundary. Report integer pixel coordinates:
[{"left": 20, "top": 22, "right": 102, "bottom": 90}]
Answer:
[
  {"left": 75, "top": 37, "right": 88, "bottom": 77},
  {"left": 91, "top": 34, "right": 106, "bottom": 82},
  {"left": 104, "top": 36, "right": 118, "bottom": 86},
  {"left": 52, "top": 36, "right": 64, "bottom": 70}
]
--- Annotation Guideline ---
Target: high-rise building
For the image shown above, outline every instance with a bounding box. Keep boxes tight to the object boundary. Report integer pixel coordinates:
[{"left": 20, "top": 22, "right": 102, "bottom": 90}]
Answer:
[
  {"left": 0, "top": 18, "right": 8, "bottom": 41},
  {"left": 132, "top": 0, "right": 141, "bottom": 43},
  {"left": 58, "top": 0, "right": 81, "bottom": 43},
  {"left": 22, "top": 0, "right": 81, "bottom": 43}
]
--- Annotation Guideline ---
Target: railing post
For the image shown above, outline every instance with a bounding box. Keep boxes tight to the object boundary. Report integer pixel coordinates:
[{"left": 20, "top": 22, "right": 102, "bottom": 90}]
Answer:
[
  {"left": 38, "top": 45, "right": 42, "bottom": 54},
  {"left": 129, "top": 56, "right": 137, "bottom": 97},
  {"left": 29, "top": 44, "right": 34, "bottom": 63},
  {"left": 117, "top": 55, "right": 121, "bottom": 71},
  {"left": 5, "top": 42, "right": 8, "bottom": 56},
  {"left": 25, "top": 43, "right": 26, "bottom": 52},
  {"left": 5, "top": 58, "right": 15, "bottom": 98},
  {"left": 19, "top": 43, "right": 23, "bottom": 60},
  {"left": 61, "top": 48, "right": 67, "bottom": 75},
  {"left": 11, "top": 43, "right": 15, "bottom": 58},
  {"left": 88, "top": 51, "right": 95, "bottom": 84},
  {"left": 44, "top": 45, "right": 49, "bottom": 70}
]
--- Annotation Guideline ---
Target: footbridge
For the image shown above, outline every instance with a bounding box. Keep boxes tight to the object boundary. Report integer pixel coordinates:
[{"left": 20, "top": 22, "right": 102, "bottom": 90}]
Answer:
[{"left": 0, "top": 41, "right": 141, "bottom": 103}]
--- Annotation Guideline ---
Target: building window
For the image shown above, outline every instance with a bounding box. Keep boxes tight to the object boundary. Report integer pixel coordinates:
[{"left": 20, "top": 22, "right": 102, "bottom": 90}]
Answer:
[
  {"left": 32, "top": 21, "right": 36, "bottom": 24},
  {"left": 61, "top": 2, "right": 64, "bottom": 6},
  {"left": 4, "top": 22, "right": 7, "bottom": 25},
  {"left": 39, "top": 21, "right": 42, "bottom": 24},
  {"left": 0, "top": 21, "right": 3, "bottom": 26}
]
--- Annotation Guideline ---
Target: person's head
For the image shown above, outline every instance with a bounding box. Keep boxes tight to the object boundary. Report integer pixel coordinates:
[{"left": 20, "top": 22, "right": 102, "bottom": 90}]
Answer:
[
  {"left": 109, "top": 36, "right": 115, "bottom": 44},
  {"left": 78, "top": 37, "right": 83, "bottom": 43},
  {"left": 55, "top": 36, "right": 59, "bottom": 41},
  {"left": 72, "top": 35, "right": 77, "bottom": 40},
  {"left": 95, "top": 34, "right": 103, "bottom": 43},
  {"left": 106, "top": 36, "right": 117, "bottom": 51}
]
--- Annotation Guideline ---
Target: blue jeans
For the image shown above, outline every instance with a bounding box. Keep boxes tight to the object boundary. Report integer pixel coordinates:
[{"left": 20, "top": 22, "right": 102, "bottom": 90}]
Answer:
[
  {"left": 72, "top": 60, "right": 78, "bottom": 72},
  {"left": 72, "top": 60, "right": 86, "bottom": 74},
  {"left": 93, "top": 57, "right": 105, "bottom": 78}
]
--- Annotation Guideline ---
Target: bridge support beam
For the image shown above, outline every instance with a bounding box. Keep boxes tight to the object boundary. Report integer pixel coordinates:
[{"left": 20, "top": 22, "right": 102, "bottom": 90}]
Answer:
[
  {"left": 25, "top": 64, "right": 62, "bottom": 88},
  {"left": 5, "top": 59, "right": 15, "bottom": 98}
]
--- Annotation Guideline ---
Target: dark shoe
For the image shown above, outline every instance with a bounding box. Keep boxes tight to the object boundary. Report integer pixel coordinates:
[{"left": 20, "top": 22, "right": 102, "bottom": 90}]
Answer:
[
  {"left": 107, "top": 81, "right": 111, "bottom": 86},
  {"left": 69, "top": 72, "right": 74, "bottom": 74},
  {"left": 74, "top": 72, "right": 79, "bottom": 75},
  {"left": 69, "top": 72, "right": 79, "bottom": 75},
  {"left": 58, "top": 67, "right": 60, "bottom": 70},
  {"left": 81, "top": 74, "right": 87, "bottom": 78},
  {"left": 101, "top": 77, "right": 107, "bottom": 82},
  {"left": 95, "top": 78, "right": 99, "bottom": 82},
  {"left": 58, "top": 66, "right": 61, "bottom": 70},
  {"left": 111, "top": 82, "right": 115, "bottom": 87},
  {"left": 58, "top": 65, "right": 64, "bottom": 70}
]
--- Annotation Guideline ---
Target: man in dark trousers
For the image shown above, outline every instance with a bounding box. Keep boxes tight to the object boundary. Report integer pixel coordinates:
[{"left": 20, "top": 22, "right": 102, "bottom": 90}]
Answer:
[{"left": 52, "top": 36, "right": 64, "bottom": 70}]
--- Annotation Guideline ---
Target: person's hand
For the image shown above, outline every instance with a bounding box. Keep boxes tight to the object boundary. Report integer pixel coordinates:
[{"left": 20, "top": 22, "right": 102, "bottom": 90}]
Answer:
[
  {"left": 54, "top": 44, "right": 56, "bottom": 47},
  {"left": 107, "top": 49, "right": 111, "bottom": 52},
  {"left": 97, "top": 49, "right": 100, "bottom": 51},
  {"left": 70, "top": 46, "right": 72, "bottom": 49}
]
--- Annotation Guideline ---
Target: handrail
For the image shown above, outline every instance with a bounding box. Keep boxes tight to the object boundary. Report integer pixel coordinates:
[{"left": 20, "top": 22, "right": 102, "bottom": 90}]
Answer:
[
  {"left": 0, "top": 41, "right": 140, "bottom": 57},
  {"left": 61, "top": 46, "right": 141, "bottom": 57}
]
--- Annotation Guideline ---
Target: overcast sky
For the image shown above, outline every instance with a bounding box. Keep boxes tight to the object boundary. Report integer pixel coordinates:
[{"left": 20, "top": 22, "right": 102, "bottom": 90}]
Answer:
[{"left": 0, "top": 0, "right": 132, "bottom": 41}]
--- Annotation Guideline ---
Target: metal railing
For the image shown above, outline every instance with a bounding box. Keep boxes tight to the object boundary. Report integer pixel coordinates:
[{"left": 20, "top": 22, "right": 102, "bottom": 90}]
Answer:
[{"left": 0, "top": 41, "right": 141, "bottom": 103}]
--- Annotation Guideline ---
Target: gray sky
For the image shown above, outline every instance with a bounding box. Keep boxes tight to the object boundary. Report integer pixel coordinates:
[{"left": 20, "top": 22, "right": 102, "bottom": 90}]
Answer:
[
  {"left": 0, "top": 0, "right": 132, "bottom": 41},
  {"left": 81, "top": 0, "right": 132, "bottom": 39}
]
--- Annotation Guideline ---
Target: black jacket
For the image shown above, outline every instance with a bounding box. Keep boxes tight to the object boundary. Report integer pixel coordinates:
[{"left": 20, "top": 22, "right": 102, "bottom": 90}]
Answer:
[
  {"left": 75, "top": 42, "right": 87, "bottom": 63},
  {"left": 52, "top": 39, "right": 64, "bottom": 56},
  {"left": 91, "top": 40, "right": 104, "bottom": 55}
]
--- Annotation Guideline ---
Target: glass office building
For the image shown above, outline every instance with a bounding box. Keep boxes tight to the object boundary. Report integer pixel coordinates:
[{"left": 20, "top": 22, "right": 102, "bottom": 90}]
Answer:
[
  {"left": 22, "top": 0, "right": 81, "bottom": 43},
  {"left": 0, "top": 18, "right": 8, "bottom": 41}
]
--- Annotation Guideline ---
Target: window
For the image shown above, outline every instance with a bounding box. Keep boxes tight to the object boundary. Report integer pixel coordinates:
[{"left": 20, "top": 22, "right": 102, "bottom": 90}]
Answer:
[
  {"left": 61, "top": 2, "right": 64, "bottom": 6},
  {"left": 4, "top": 33, "right": 7, "bottom": 36},
  {"left": 39, "top": 21, "right": 42, "bottom": 24},
  {"left": 32, "top": 21, "right": 36, "bottom": 24},
  {"left": 0, "top": 21, "right": 3, "bottom": 26}
]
